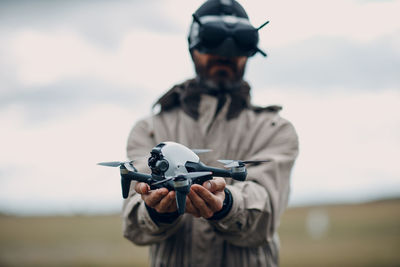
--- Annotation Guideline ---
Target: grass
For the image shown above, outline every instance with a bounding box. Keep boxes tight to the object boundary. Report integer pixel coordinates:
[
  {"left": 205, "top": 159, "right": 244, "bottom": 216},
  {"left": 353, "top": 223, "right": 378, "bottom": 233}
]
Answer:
[
  {"left": 0, "top": 199, "right": 399, "bottom": 266},
  {"left": 0, "top": 215, "right": 148, "bottom": 267},
  {"left": 278, "top": 199, "right": 400, "bottom": 267}
]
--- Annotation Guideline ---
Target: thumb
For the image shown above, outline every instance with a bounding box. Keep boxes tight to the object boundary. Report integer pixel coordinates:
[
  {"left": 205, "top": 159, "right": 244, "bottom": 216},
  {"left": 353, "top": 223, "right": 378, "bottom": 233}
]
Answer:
[
  {"left": 203, "top": 177, "right": 226, "bottom": 193},
  {"left": 135, "top": 182, "right": 150, "bottom": 194}
]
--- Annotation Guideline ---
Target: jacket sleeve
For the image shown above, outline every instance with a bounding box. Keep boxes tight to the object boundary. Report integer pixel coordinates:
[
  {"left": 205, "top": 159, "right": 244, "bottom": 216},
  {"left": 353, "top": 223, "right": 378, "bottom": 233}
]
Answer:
[
  {"left": 209, "top": 117, "right": 299, "bottom": 247},
  {"left": 122, "top": 117, "right": 185, "bottom": 245}
]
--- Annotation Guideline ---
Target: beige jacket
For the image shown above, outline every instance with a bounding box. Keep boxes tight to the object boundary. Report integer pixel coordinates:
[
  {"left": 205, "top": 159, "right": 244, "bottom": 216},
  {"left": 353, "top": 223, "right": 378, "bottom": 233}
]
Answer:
[{"left": 122, "top": 79, "right": 299, "bottom": 267}]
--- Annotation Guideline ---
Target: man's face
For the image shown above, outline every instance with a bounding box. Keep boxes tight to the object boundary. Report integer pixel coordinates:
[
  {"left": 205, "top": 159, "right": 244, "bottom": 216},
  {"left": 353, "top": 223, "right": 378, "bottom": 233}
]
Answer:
[{"left": 191, "top": 49, "right": 248, "bottom": 89}]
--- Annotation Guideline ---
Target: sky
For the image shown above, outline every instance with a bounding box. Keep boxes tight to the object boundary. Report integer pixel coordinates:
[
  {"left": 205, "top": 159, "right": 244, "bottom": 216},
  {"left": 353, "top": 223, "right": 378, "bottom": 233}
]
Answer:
[{"left": 0, "top": 0, "right": 399, "bottom": 215}]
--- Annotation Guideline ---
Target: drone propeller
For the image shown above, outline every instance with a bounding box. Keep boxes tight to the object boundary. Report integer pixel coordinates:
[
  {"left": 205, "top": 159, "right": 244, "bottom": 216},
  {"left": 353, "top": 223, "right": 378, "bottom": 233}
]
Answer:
[
  {"left": 97, "top": 161, "right": 126, "bottom": 167},
  {"left": 98, "top": 161, "right": 136, "bottom": 172},
  {"left": 97, "top": 161, "right": 134, "bottom": 167},
  {"left": 218, "top": 159, "right": 270, "bottom": 168},
  {"left": 191, "top": 149, "right": 212, "bottom": 154}
]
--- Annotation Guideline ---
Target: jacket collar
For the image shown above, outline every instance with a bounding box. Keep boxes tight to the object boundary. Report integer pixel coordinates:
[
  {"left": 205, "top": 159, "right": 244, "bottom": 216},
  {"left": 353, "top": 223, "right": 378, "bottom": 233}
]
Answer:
[{"left": 153, "top": 78, "right": 251, "bottom": 120}]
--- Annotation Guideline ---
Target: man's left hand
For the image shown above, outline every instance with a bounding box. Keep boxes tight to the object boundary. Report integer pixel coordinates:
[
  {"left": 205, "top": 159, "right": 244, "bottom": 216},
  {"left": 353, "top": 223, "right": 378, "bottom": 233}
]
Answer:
[{"left": 186, "top": 177, "right": 226, "bottom": 219}]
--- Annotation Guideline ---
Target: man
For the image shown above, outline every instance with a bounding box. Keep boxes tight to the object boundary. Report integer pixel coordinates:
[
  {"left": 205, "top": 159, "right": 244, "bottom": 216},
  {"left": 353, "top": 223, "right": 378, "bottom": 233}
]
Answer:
[{"left": 122, "top": 1, "right": 299, "bottom": 266}]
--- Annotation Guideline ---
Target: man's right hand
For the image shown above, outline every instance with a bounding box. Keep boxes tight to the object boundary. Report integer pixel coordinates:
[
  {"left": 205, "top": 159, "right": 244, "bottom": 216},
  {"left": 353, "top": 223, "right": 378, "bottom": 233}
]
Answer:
[{"left": 135, "top": 183, "right": 177, "bottom": 213}]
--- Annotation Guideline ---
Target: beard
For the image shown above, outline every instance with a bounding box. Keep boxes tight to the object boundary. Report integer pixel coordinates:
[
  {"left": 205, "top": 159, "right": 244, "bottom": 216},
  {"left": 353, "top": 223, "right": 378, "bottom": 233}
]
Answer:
[{"left": 194, "top": 57, "right": 246, "bottom": 91}]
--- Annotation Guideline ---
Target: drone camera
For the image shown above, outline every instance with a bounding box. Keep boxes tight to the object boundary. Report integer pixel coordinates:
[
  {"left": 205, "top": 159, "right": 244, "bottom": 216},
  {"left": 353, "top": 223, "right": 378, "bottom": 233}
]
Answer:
[
  {"left": 148, "top": 144, "right": 171, "bottom": 176},
  {"left": 155, "top": 159, "right": 169, "bottom": 172}
]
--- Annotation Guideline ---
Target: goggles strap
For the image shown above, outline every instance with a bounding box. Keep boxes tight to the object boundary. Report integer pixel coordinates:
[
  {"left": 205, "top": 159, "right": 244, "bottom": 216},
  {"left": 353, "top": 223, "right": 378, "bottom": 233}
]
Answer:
[
  {"left": 220, "top": 0, "right": 233, "bottom": 5},
  {"left": 192, "top": 13, "right": 202, "bottom": 26},
  {"left": 220, "top": 0, "right": 234, "bottom": 14}
]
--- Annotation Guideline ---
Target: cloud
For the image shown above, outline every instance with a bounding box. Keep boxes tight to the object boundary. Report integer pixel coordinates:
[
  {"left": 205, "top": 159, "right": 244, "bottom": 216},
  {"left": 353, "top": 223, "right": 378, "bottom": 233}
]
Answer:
[
  {"left": 0, "top": 104, "right": 141, "bottom": 214},
  {"left": 4, "top": 29, "right": 193, "bottom": 89},
  {"left": 0, "top": 78, "right": 158, "bottom": 123},
  {"left": 0, "top": 0, "right": 187, "bottom": 48},
  {"left": 0, "top": 27, "right": 193, "bottom": 122},
  {"left": 251, "top": 0, "right": 400, "bottom": 46},
  {"left": 247, "top": 33, "right": 400, "bottom": 90}
]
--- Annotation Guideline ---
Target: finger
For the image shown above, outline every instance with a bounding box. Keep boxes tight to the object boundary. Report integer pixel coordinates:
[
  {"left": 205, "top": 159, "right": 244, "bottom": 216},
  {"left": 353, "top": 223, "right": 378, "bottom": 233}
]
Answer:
[
  {"left": 193, "top": 185, "right": 224, "bottom": 212},
  {"left": 143, "top": 188, "right": 169, "bottom": 208},
  {"left": 166, "top": 191, "right": 177, "bottom": 213},
  {"left": 154, "top": 191, "right": 175, "bottom": 213},
  {"left": 188, "top": 188, "right": 214, "bottom": 219},
  {"left": 202, "top": 177, "right": 226, "bottom": 193},
  {"left": 185, "top": 195, "right": 200, "bottom": 217},
  {"left": 135, "top": 182, "right": 150, "bottom": 194}
]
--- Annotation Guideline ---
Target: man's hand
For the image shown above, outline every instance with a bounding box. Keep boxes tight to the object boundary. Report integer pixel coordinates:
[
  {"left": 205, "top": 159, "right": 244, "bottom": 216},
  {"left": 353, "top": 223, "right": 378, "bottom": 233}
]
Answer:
[
  {"left": 186, "top": 177, "right": 226, "bottom": 219},
  {"left": 135, "top": 183, "right": 177, "bottom": 213}
]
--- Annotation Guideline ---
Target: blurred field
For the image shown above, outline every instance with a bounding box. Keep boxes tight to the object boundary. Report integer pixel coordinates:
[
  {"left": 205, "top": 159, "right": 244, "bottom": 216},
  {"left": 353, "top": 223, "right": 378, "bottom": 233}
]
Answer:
[
  {"left": 0, "top": 199, "right": 399, "bottom": 267},
  {"left": 279, "top": 199, "right": 400, "bottom": 267}
]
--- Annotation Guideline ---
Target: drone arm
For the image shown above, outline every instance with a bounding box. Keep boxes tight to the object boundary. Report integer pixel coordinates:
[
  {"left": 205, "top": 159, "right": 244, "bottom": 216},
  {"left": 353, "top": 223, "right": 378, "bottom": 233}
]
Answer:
[
  {"left": 130, "top": 172, "right": 153, "bottom": 183},
  {"left": 191, "top": 174, "right": 212, "bottom": 185},
  {"left": 120, "top": 170, "right": 154, "bottom": 199},
  {"left": 185, "top": 161, "right": 232, "bottom": 178},
  {"left": 186, "top": 161, "right": 247, "bottom": 182}
]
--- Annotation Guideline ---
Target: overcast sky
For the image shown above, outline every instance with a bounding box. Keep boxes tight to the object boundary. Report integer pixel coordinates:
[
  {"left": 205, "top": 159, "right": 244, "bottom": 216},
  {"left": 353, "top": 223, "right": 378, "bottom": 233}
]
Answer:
[{"left": 1, "top": 0, "right": 399, "bottom": 214}]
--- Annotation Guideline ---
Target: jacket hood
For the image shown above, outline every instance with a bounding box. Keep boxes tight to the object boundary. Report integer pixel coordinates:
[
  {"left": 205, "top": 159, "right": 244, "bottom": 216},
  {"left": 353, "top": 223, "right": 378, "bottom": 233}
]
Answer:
[{"left": 153, "top": 78, "right": 252, "bottom": 120}]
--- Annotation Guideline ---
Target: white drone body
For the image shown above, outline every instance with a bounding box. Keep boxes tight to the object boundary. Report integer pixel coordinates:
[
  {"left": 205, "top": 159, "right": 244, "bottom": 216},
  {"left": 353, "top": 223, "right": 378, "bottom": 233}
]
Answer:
[{"left": 159, "top": 142, "right": 200, "bottom": 178}]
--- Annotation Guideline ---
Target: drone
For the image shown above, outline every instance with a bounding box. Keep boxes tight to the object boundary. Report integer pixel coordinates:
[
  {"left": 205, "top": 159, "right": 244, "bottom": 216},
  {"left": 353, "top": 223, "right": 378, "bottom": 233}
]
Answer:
[{"left": 98, "top": 141, "right": 269, "bottom": 214}]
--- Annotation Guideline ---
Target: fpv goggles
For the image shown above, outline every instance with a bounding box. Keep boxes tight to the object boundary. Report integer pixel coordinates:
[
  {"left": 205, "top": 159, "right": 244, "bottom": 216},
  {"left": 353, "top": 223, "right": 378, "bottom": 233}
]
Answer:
[{"left": 188, "top": 14, "right": 269, "bottom": 58}]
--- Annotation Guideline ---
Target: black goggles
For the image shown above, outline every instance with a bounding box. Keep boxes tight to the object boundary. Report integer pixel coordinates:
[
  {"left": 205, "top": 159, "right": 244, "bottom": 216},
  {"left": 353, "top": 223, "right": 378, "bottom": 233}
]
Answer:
[
  {"left": 191, "top": 14, "right": 269, "bottom": 57},
  {"left": 199, "top": 20, "right": 259, "bottom": 51}
]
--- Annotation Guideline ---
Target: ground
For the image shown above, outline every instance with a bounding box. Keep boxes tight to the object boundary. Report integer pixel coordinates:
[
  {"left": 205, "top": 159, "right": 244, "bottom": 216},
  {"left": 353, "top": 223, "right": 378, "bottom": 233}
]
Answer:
[{"left": 0, "top": 199, "right": 399, "bottom": 267}]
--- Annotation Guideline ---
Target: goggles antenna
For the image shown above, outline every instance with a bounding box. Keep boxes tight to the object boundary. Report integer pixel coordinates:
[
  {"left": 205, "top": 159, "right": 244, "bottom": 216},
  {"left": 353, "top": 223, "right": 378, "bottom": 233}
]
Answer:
[
  {"left": 256, "top": 48, "right": 267, "bottom": 57},
  {"left": 257, "top": 20, "right": 270, "bottom": 31}
]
